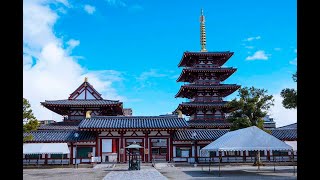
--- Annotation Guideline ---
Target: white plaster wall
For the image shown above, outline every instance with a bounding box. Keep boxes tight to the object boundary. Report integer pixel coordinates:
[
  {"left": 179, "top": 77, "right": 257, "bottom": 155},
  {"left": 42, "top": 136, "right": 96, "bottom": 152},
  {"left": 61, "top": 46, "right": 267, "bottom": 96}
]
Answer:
[
  {"left": 86, "top": 92, "right": 95, "bottom": 99},
  {"left": 76, "top": 91, "right": 85, "bottom": 99},
  {"left": 173, "top": 146, "right": 176, "bottom": 157},
  {"left": 149, "top": 131, "right": 169, "bottom": 136}
]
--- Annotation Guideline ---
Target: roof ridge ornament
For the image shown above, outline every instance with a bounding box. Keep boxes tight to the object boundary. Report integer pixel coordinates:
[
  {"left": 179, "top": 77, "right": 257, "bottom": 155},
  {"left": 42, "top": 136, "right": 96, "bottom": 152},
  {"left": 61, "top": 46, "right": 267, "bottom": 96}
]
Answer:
[{"left": 200, "top": 8, "right": 207, "bottom": 52}]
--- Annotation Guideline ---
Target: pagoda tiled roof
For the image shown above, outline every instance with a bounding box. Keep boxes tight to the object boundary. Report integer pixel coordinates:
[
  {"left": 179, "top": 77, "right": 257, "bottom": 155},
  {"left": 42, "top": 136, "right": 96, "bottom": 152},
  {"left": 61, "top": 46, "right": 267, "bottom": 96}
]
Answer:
[
  {"left": 182, "top": 67, "right": 237, "bottom": 72},
  {"left": 177, "top": 68, "right": 237, "bottom": 82},
  {"left": 188, "top": 120, "right": 231, "bottom": 128},
  {"left": 179, "top": 101, "right": 229, "bottom": 108},
  {"left": 38, "top": 121, "right": 80, "bottom": 130},
  {"left": 79, "top": 116, "right": 189, "bottom": 130},
  {"left": 271, "top": 129, "right": 297, "bottom": 140},
  {"left": 178, "top": 51, "right": 234, "bottom": 67},
  {"left": 23, "top": 130, "right": 96, "bottom": 142},
  {"left": 41, "top": 99, "right": 122, "bottom": 107},
  {"left": 175, "top": 84, "right": 240, "bottom": 98},
  {"left": 174, "top": 129, "right": 229, "bottom": 141}
]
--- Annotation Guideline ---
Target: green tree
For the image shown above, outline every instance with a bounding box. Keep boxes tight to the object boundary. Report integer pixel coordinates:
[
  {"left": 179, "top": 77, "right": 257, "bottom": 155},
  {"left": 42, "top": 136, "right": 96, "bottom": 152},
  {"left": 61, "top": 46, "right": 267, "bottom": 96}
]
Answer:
[
  {"left": 280, "top": 72, "right": 297, "bottom": 109},
  {"left": 227, "top": 87, "right": 274, "bottom": 166},
  {"left": 227, "top": 87, "right": 274, "bottom": 131},
  {"left": 23, "top": 98, "right": 39, "bottom": 142}
]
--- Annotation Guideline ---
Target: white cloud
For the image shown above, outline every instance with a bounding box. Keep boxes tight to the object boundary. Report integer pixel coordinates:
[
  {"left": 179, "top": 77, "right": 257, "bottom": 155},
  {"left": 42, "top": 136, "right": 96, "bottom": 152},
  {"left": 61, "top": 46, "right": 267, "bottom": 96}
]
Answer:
[
  {"left": 290, "top": 58, "right": 297, "bottom": 65},
  {"left": 244, "top": 36, "right": 261, "bottom": 41},
  {"left": 245, "top": 46, "right": 254, "bottom": 49},
  {"left": 274, "top": 48, "right": 281, "bottom": 51},
  {"left": 84, "top": 4, "right": 96, "bottom": 14},
  {"left": 245, "top": 50, "right": 269, "bottom": 60},
  {"left": 269, "top": 94, "right": 297, "bottom": 127},
  {"left": 136, "top": 69, "right": 167, "bottom": 81},
  {"left": 23, "top": 0, "right": 125, "bottom": 121},
  {"left": 66, "top": 39, "right": 80, "bottom": 52},
  {"left": 290, "top": 49, "right": 297, "bottom": 65},
  {"left": 129, "top": 4, "right": 143, "bottom": 12},
  {"left": 105, "top": 0, "right": 127, "bottom": 7}
]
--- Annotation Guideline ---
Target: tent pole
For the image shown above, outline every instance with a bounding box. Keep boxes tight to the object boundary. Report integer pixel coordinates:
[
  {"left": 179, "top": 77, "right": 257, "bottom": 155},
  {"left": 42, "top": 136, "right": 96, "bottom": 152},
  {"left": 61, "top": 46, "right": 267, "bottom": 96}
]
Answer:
[
  {"left": 257, "top": 151, "right": 260, "bottom": 171},
  {"left": 273, "top": 152, "right": 275, "bottom": 172},
  {"left": 219, "top": 151, "right": 221, "bottom": 177},
  {"left": 291, "top": 150, "right": 295, "bottom": 175},
  {"left": 38, "top": 154, "right": 40, "bottom": 168}
]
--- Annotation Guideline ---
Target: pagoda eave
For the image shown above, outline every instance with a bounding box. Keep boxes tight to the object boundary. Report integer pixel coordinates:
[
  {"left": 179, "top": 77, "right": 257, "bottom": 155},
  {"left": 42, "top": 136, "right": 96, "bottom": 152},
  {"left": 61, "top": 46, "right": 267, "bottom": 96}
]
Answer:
[
  {"left": 176, "top": 69, "right": 236, "bottom": 82},
  {"left": 42, "top": 105, "right": 123, "bottom": 116},
  {"left": 175, "top": 85, "right": 240, "bottom": 98},
  {"left": 178, "top": 51, "right": 234, "bottom": 67},
  {"left": 177, "top": 103, "right": 235, "bottom": 115}
]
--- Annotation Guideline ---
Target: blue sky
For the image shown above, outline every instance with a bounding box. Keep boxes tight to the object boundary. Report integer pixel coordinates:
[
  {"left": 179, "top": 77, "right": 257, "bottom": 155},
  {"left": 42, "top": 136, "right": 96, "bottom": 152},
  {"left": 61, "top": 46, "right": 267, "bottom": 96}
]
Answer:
[{"left": 23, "top": 0, "right": 296, "bottom": 126}]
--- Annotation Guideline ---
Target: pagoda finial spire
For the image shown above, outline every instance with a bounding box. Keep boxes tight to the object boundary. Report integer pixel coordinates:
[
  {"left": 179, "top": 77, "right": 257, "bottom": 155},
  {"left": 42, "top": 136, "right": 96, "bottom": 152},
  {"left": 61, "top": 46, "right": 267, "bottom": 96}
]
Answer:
[
  {"left": 200, "top": 8, "right": 207, "bottom": 52},
  {"left": 84, "top": 77, "right": 88, "bottom": 82}
]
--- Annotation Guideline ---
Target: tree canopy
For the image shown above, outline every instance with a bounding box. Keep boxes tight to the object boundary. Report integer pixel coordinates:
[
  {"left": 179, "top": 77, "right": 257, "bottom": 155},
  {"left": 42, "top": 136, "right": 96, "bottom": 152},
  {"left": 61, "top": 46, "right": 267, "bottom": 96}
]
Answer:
[
  {"left": 227, "top": 87, "right": 274, "bottom": 131},
  {"left": 23, "top": 98, "right": 39, "bottom": 142},
  {"left": 280, "top": 72, "right": 297, "bottom": 109}
]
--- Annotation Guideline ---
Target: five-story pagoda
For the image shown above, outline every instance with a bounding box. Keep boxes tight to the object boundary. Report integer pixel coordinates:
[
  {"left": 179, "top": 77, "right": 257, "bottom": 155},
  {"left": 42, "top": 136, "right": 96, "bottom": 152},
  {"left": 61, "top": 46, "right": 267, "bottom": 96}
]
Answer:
[{"left": 175, "top": 9, "right": 240, "bottom": 129}]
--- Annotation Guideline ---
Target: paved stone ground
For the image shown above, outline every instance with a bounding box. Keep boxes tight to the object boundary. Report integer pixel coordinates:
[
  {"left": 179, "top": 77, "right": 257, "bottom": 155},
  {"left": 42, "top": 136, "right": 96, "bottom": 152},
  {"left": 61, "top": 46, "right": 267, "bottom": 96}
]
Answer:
[
  {"left": 103, "top": 165, "right": 167, "bottom": 180},
  {"left": 23, "top": 168, "right": 108, "bottom": 180},
  {"left": 157, "top": 165, "right": 297, "bottom": 180}
]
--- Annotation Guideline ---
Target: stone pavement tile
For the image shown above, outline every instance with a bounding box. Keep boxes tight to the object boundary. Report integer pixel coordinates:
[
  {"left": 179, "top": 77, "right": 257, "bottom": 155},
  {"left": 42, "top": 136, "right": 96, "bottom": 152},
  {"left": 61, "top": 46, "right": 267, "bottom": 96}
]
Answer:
[{"left": 103, "top": 168, "right": 168, "bottom": 180}]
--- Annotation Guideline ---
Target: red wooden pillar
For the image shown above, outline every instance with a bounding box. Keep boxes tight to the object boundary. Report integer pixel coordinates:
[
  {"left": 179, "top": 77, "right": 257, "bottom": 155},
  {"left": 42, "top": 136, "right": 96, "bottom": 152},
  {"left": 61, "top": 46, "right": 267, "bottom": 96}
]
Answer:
[
  {"left": 194, "top": 141, "right": 198, "bottom": 163},
  {"left": 120, "top": 132, "right": 124, "bottom": 163},
  {"left": 45, "top": 154, "right": 48, "bottom": 165},
  {"left": 70, "top": 143, "right": 73, "bottom": 164},
  {"left": 170, "top": 132, "right": 174, "bottom": 162},
  {"left": 144, "top": 131, "right": 149, "bottom": 162},
  {"left": 95, "top": 132, "right": 99, "bottom": 157},
  {"left": 267, "top": 150, "right": 271, "bottom": 161}
]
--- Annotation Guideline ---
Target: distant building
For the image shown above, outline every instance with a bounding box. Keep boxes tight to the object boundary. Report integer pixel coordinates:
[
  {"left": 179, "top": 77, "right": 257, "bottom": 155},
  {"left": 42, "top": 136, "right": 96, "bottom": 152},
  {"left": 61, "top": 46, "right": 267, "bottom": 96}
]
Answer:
[
  {"left": 123, "top": 108, "right": 132, "bottom": 116},
  {"left": 263, "top": 115, "right": 276, "bottom": 129},
  {"left": 38, "top": 120, "right": 56, "bottom": 125}
]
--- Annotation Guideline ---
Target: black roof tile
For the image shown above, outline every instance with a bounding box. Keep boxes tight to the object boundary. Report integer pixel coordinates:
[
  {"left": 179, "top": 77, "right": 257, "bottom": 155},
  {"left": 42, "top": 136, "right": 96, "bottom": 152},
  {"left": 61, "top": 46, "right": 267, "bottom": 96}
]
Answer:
[
  {"left": 79, "top": 116, "right": 189, "bottom": 130},
  {"left": 41, "top": 99, "right": 121, "bottom": 107},
  {"left": 24, "top": 130, "right": 96, "bottom": 142}
]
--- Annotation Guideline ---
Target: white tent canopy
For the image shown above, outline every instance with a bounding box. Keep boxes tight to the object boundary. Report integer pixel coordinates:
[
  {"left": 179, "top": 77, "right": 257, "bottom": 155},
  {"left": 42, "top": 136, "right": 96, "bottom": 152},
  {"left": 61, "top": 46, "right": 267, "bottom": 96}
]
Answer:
[
  {"left": 23, "top": 143, "right": 70, "bottom": 155},
  {"left": 201, "top": 126, "right": 293, "bottom": 153},
  {"left": 285, "top": 141, "right": 297, "bottom": 151}
]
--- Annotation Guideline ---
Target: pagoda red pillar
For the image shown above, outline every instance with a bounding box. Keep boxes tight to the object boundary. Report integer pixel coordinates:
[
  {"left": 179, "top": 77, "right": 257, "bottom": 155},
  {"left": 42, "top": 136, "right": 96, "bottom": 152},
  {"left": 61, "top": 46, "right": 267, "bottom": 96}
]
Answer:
[
  {"left": 144, "top": 131, "right": 149, "bottom": 162},
  {"left": 194, "top": 141, "right": 198, "bottom": 163},
  {"left": 95, "top": 132, "right": 99, "bottom": 159},
  {"left": 170, "top": 132, "right": 174, "bottom": 162},
  {"left": 120, "top": 132, "right": 124, "bottom": 163},
  {"left": 70, "top": 143, "right": 73, "bottom": 164}
]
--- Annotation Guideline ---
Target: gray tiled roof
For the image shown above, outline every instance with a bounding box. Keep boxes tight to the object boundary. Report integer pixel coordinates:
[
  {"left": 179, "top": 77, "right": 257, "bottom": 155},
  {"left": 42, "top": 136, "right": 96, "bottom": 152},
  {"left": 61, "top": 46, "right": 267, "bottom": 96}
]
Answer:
[
  {"left": 188, "top": 120, "right": 231, "bottom": 128},
  {"left": 277, "top": 123, "right": 297, "bottom": 129},
  {"left": 79, "top": 116, "right": 189, "bottom": 130},
  {"left": 23, "top": 130, "right": 96, "bottom": 142},
  {"left": 271, "top": 129, "right": 297, "bottom": 140},
  {"left": 38, "top": 121, "right": 80, "bottom": 130},
  {"left": 174, "top": 129, "right": 229, "bottom": 141},
  {"left": 41, "top": 99, "right": 121, "bottom": 107}
]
